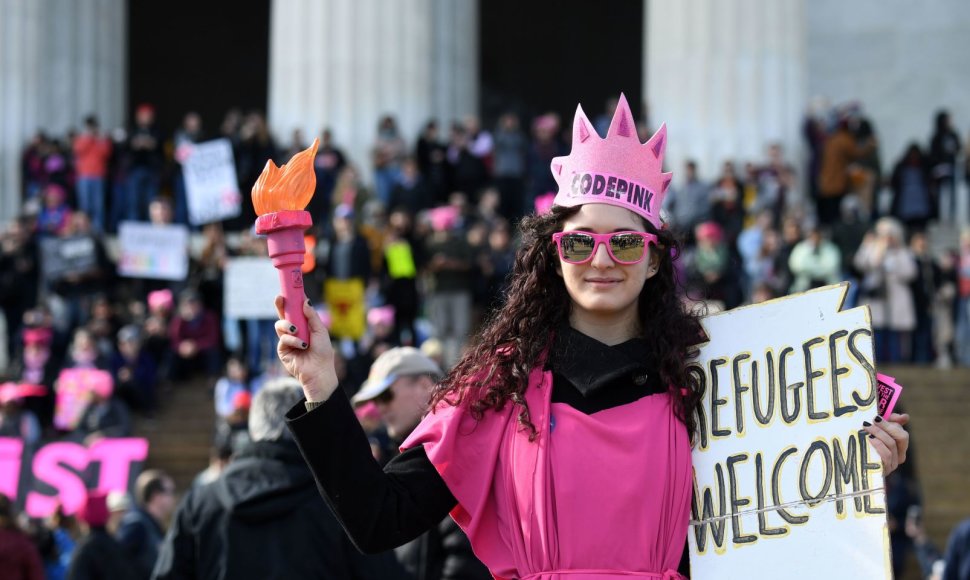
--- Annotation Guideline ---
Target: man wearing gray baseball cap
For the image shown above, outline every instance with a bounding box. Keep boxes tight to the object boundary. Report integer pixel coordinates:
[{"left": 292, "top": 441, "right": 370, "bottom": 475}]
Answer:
[
  {"left": 350, "top": 347, "right": 490, "bottom": 580},
  {"left": 352, "top": 347, "right": 444, "bottom": 440}
]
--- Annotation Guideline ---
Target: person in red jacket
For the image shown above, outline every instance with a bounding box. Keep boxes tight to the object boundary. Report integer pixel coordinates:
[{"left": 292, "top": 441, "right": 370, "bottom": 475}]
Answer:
[
  {"left": 167, "top": 290, "right": 221, "bottom": 381},
  {"left": 0, "top": 493, "right": 44, "bottom": 580},
  {"left": 72, "top": 115, "right": 113, "bottom": 233}
]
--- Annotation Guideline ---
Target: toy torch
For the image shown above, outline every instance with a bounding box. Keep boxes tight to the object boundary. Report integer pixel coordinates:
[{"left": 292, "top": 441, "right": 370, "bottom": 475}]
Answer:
[{"left": 252, "top": 138, "right": 319, "bottom": 345}]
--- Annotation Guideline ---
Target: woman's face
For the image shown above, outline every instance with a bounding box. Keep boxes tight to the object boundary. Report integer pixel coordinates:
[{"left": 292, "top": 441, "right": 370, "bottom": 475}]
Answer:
[{"left": 556, "top": 204, "right": 659, "bottom": 322}]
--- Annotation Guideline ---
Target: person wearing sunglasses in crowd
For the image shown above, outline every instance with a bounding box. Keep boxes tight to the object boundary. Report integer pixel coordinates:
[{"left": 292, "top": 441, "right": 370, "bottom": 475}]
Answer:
[
  {"left": 347, "top": 347, "right": 492, "bottom": 580},
  {"left": 274, "top": 95, "right": 910, "bottom": 579}
]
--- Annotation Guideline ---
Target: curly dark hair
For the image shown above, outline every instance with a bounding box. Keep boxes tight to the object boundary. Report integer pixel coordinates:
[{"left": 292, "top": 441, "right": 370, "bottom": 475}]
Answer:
[{"left": 429, "top": 205, "right": 706, "bottom": 442}]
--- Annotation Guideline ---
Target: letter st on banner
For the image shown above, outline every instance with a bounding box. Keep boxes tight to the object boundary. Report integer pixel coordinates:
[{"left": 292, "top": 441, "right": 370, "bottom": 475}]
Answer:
[
  {"left": 688, "top": 284, "right": 891, "bottom": 579},
  {"left": 0, "top": 437, "right": 148, "bottom": 518}
]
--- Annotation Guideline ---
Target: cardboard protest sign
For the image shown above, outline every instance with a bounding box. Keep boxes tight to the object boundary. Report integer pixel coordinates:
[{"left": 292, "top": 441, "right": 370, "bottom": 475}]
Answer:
[
  {"left": 385, "top": 241, "right": 417, "bottom": 278},
  {"left": 688, "top": 284, "right": 890, "bottom": 579},
  {"left": 54, "top": 368, "right": 113, "bottom": 431},
  {"left": 0, "top": 437, "right": 148, "bottom": 517},
  {"left": 224, "top": 257, "right": 280, "bottom": 319},
  {"left": 324, "top": 278, "right": 366, "bottom": 340},
  {"left": 117, "top": 221, "right": 189, "bottom": 281},
  {"left": 39, "top": 235, "right": 99, "bottom": 281},
  {"left": 181, "top": 138, "right": 242, "bottom": 225}
]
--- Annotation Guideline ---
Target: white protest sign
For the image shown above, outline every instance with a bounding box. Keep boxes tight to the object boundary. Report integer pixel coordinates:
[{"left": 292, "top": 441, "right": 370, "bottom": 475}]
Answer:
[
  {"left": 688, "top": 284, "right": 890, "bottom": 579},
  {"left": 224, "top": 257, "right": 279, "bottom": 319},
  {"left": 182, "top": 138, "right": 241, "bottom": 225},
  {"left": 117, "top": 221, "right": 189, "bottom": 281}
]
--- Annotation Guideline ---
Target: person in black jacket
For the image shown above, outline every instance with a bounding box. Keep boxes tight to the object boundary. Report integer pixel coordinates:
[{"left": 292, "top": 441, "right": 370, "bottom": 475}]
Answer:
[
  {"left": 0, "top": 216, "right": 40, "bottom": 364},
  {"left": 928, "top": 110, "right": 962, "bottom": 223},
  {"left": 890, "top": 143, "right": 935, "bottom": 232},
  {"left": 349, "top": 347, "right": 490, "bottom": 580},
  {"left": 118, "top": 470, "right": 176, "bottom": 579},
  {"left": 68, "top": 491, "right": 138, "bottom": 580},
  {"left": 151, "top": 378, "right": 406, "bottom": 580}
]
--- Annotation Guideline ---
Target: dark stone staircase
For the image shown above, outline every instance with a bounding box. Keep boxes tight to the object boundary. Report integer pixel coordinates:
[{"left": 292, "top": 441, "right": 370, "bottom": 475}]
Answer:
[{"left": 133, "top": 378, "right": 216, "bottom": 493}]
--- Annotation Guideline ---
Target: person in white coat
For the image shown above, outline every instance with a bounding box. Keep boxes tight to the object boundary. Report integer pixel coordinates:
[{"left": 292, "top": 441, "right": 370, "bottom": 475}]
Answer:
[{"left": 854, "top": 217, "right": 917, "bottom": 362}]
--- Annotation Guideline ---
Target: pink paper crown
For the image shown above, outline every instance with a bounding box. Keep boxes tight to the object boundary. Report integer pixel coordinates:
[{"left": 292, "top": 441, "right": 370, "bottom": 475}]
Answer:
[{"left": 551, "top": 93, "right": 671, "bottom": 229}]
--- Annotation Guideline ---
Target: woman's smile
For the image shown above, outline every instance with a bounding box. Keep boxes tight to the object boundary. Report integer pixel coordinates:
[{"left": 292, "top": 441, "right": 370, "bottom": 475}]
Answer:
[{"left": 584, "top": 276, "right": 623, "bottom": 287}]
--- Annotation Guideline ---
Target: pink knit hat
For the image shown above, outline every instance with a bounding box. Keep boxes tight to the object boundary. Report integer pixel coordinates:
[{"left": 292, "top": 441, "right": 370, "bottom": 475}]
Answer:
[
  {"left": 428, "top": 206, "right": 459, "bottom": 232},
  {"left": 534, "top": 193, "right": 555, "bottom": 215},
  {"left": 367, "top": 306, "right": 396, "bottom": 328},
  {"left": 79, "top": 491, "right": 109, "bottom": 527},
  {"left": 148, "top": 289, "right": 174, "bottom": 312}
]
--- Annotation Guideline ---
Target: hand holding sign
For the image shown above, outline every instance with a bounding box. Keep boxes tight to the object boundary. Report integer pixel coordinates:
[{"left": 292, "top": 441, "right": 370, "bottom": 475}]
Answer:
[
  {"left": 861, "top": 374, "right": 908, "bottom": 475},
  {"left": 863, "top": 412, "right": 909, "bottom": 476}
]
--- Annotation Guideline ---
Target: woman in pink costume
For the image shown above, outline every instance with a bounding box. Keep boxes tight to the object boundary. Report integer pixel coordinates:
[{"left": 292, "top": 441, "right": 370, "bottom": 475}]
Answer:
[{"left": 276, "top": 95, "right": 910, "bottom": 579}]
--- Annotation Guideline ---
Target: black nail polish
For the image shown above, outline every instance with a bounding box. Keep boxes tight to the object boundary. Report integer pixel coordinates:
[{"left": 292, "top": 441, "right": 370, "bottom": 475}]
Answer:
[
  {"left": 868, "top": 434, "right": 875, "bottom": 439},
  {"left": 289, "top": 325, "right": 297, "bottom": 333},
  {"left": 301, "top": 342, "right": 308, "bottom": 349},
  {"left": 862, "top": 421, "right": 871, "bottom": 427},
  {"left": 874, "top": 416, "right": 883, "bottom": 423}
]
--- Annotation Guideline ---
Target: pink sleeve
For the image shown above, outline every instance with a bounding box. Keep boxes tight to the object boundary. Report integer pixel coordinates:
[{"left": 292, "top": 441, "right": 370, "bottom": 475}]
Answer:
[{"left": 401, "top": 396, "right": 515, "bottom": 571}]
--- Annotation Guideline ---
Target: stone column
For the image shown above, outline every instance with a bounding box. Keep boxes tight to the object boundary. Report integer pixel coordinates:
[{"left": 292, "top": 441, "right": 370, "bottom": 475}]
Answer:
[
  {"left": 268, "top": 0, "right": 479, "bottom": 185},
  {"left": 806, "top": 0, "right": 970, "bottom": 227},
  {"left": 645, "top": 0, "right": 805, "bottom": 186},
  {"left": 0, "top": 0, "right": 127, "bottom": 222}
]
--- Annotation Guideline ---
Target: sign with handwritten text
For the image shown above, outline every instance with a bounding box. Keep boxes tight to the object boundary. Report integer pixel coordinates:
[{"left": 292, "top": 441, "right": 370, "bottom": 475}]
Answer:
[
  {"left": 182, "top": 138, "right": 241, "bottom": 225},
  {"left": 688, "top": 284, "right": 891, "bottom": 579}
]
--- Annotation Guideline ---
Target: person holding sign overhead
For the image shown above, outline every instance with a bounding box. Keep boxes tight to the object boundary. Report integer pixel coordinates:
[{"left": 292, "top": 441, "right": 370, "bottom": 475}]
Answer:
[{"left": 275, "top": 95, "right": 910, "bottom": 579}]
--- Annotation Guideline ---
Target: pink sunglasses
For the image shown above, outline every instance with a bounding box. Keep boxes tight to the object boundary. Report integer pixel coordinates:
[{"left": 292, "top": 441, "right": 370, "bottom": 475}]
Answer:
[{"left": 552, "top": 231, "right": 658, "bottom": 265}]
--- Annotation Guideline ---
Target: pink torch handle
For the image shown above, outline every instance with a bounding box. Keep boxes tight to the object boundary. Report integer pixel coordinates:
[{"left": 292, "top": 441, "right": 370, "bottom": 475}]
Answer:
[{"left": 259, "top": 211, "right": 312, "bottom": 344}]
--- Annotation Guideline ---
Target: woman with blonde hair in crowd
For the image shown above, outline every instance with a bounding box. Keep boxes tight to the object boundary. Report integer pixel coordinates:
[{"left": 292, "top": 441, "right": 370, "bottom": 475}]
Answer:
[{"left": 854, "top": 217, "right": 918, "bottom": 363}]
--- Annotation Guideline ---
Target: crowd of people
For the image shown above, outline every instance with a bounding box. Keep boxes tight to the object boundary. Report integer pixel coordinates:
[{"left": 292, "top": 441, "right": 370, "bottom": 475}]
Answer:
[
  {"left": 0, "top": 469, "right": 177, "bottom": 580},
  {"left": 1, "top": 98, "right": 969, "bottom": 579}
]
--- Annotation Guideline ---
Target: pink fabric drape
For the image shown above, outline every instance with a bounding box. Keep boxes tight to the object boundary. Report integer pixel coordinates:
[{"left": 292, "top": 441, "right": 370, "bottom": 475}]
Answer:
[{"left": 403, "top": 363, "right": 692, "bottom": 580}]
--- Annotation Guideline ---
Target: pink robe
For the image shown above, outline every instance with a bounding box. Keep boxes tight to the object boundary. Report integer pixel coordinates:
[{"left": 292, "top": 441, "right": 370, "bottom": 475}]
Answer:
[{"left": 402, "top": 362, "right": 693, "bottom": 580}]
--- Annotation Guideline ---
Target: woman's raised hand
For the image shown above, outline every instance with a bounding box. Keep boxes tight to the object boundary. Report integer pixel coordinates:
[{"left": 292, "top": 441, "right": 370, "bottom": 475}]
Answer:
[{"left": 274, "top": 296, "right": 339, "bottom": 403}]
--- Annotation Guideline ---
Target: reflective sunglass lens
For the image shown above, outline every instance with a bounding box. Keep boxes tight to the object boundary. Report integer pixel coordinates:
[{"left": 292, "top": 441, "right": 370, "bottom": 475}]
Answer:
[
  {"left": 561, "top": 234, "right": 595, "bottom": 262},
  {"left": 609, "top": 234, "right": 646, "bottom": 262}
]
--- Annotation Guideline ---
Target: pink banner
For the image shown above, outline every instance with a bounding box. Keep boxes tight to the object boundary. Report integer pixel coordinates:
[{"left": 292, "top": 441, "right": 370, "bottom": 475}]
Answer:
[{"left": 0, "top": 437, "right": 149, "bottom": 518}]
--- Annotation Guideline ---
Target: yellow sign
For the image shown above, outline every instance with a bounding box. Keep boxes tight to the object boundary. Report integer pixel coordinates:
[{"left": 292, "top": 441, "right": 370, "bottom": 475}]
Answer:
[
  {"left": 385, "top": 241, "right": 417, "bottom": 279},
  {"left": 324, "top": 278, "right": 366, "bottom": 340}
]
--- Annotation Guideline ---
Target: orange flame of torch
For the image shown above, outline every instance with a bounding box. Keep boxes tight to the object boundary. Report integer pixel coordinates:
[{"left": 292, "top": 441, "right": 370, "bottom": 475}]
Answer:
[{"left": 251, "top": 138, "right": 319, "bottom": 215}]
